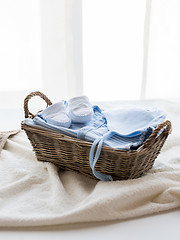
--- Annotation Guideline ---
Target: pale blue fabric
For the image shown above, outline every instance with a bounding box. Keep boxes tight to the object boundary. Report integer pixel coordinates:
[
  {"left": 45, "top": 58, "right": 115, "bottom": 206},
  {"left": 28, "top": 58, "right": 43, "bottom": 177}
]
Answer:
[
  {"left": 23, "top": 105, "right": 166, "bottom": 181},
  {"left": 104, "top": 107, "right": 166, "bottom": 136}
]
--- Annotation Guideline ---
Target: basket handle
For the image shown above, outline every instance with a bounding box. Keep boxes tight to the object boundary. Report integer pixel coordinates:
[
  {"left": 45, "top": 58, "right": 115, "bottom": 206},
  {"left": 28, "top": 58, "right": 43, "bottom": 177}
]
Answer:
[
  {"left": 137, "top": 120, "right": 172, "bottom": 151},
  {"left": 24, "top": 91, "right": 52, "bottom": 118}
]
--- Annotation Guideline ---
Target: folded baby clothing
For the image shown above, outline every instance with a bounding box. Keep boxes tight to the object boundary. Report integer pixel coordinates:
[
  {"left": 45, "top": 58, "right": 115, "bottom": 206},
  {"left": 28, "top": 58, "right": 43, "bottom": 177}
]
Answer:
[
  {"left": 40, "top": 101, "right": 71, "bottom": 128},
  {"left": 68, "top": 96, "right": 93, "bottom": 123},
  {"left": 38, "top": 96, "right": 93, "bottom": 128},
  {"left": 23, "top": 103, "right": 166, "bottom": 181},
  {"left": 104, "top": 107, "right": 166, "bottom": 137}
]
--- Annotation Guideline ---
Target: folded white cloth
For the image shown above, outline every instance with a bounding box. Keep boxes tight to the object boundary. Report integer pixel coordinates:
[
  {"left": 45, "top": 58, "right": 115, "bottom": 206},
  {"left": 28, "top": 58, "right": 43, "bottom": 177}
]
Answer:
[
  {"left": 40, "top": 101, "right": 71, "bottom": 128},
  {"left": 0, "top": 98, "right": 180, "bottom": 227},
  {"left": 68, "top": 96, "right": 93, "bottom": 123}
]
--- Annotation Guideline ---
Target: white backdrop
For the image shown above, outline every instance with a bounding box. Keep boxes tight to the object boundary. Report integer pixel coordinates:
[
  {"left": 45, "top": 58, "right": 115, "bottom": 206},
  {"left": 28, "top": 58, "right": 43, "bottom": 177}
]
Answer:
[
  {"left": 0, "top": 0, "right": 82, "bottom": 108},
  {"left": 1, "top": 0, "right": 180, "bottom": 108},
  {"left": 146, "top": 0, "right": 180, "bottom": 99},
  {"left": 83, "top": 0, "right": 180, "bottom": 101}
]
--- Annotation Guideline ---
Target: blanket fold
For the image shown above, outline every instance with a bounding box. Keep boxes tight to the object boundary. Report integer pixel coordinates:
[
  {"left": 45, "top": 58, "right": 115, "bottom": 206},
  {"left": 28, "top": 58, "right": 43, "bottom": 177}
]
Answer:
[
  {"left": 0, "top": 130, "right": 20, "bottom": 154},
  {"left": 0, "top": 127, "right": 180, "bottom": 227}
]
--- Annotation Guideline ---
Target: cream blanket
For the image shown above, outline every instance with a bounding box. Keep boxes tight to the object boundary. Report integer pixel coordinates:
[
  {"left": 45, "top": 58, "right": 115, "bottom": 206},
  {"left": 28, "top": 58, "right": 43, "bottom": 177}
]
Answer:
[{"left": 0, "top": 100, "right": 180, "bottom": 227}]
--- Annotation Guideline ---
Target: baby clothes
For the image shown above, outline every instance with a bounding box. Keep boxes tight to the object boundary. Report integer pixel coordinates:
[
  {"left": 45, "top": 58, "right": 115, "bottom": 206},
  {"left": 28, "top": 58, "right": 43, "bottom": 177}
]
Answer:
[
  {"left": 38, "top": 96, "right": 93, "bottom": 128},
  {"left": 24, "top": 104, "right": 166, "bottom": 181},
  {"left": 40, "top": 101, "right": 71, "bottom": 128},
  {"left": 68, "top": 96, "right": 93, "bottom": 123}
]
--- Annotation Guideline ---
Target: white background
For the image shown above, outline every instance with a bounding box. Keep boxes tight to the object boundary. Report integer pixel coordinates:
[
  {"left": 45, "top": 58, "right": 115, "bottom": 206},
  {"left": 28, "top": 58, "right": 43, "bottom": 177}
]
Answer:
[
  {"left": 0, "top": 1, "right": 179, "bottom": 236},
  {"left": 1, "top": 0, "right": 180, "bottom": 107},
  {"left": 83, "top": 0, "right": 180, "bottom": 101}
]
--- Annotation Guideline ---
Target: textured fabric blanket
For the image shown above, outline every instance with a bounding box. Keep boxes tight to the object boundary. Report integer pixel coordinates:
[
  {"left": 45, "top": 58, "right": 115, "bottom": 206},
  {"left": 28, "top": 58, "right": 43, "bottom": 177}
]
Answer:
[{"left": 0, "top": 100, "right": 180, "bottom": 227}]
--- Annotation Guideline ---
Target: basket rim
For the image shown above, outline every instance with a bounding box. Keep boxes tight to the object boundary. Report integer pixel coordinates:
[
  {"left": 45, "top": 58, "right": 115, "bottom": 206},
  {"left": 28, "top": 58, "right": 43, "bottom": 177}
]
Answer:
[
  {"left": 21, "top": 119, "right": 171, "bottom": 154},
  {"left": 22, "top": 91, "right": 172, "bottom": 155},
  {"left": 21, "top": 121, "right": 137, "bottom": 153}
]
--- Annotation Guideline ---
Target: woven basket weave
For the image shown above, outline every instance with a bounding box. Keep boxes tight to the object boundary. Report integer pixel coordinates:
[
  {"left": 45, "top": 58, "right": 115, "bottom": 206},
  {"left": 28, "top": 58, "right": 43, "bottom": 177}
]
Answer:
[{"left": 21, "top": 91, "right": 172, "bottom": 181}]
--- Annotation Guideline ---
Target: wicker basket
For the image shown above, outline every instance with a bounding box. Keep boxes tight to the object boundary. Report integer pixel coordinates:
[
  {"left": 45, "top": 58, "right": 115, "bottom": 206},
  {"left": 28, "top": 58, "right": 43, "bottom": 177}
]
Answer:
[{"left": 21, "top": 91, "right": 172, "bottom": 181}]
